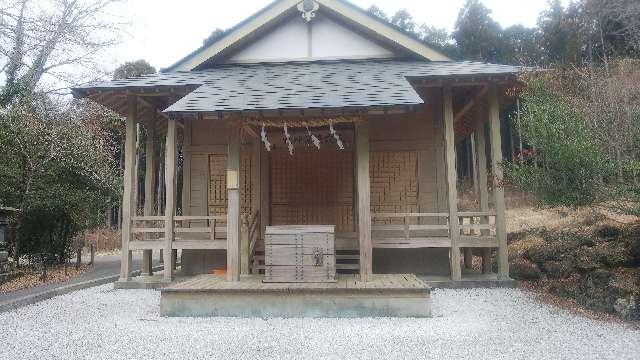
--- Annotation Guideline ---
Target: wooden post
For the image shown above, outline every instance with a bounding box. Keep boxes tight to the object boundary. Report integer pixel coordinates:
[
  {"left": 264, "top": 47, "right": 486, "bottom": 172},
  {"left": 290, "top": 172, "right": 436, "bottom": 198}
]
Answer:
[
  {"left": 471, "top": 133, "right": 479, "bottom": 196},
  {"left": 443, "top": 86, "right": 461, "bottom": 281},
  {"left": 163, "top": 118, "right": 177, "bottom": 282},
  {"left": 240, "top": 214, "right": 250, "bottom": 274},
  {"left": 119, "top": 95, "right": 137, "bottom": 282},
  {"left": 76, "top": 247, "right": 82, "bottom": 270},
  {"left": 476, "top": 120, "right": 492, "bottom": 274},
  {"left": 182, "top": 120, "right": 192, "bottom": 217},
  {"left": 488, "top": 84, "right": 509, "bottom": 279},
  {"left": 355, "top": 122, "right": 372, "bottom": 281},
  {"left": 142, "top": 117, "right": 156, "bottom": 276},
  {"left": 227, "top": 129, "right": 241, "bottom": 282},
  {"left": 260, "top": 141, "right": 270, "bottom": 239}
]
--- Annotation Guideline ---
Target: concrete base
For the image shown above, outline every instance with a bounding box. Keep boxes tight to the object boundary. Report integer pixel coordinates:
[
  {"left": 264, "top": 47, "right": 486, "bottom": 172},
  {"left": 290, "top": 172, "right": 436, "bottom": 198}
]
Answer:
[
  {"left": 114, "top": 275, "right": 167, "bottom": 290},
  {"left": 113, "top": 264, "right": 182, "bottom": 290},
  {"left": 421, "top": 274, "right": 518, "bottom": 289},
  {"left": 160, "top": 274, "right": 431, "bottom": 318}
]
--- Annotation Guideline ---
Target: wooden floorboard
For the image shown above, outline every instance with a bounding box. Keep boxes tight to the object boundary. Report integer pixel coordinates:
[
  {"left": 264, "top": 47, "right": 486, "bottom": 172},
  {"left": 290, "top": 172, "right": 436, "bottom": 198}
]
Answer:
[{"left": 163, "top": 274, "right": 429, "bottom": 294}]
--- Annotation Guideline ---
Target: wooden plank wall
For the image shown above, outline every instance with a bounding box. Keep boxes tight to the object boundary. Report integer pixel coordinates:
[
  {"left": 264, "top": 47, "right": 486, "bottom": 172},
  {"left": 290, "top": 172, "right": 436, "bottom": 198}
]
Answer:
[
  {"left": 185, "top": 95, "right": 446, "bottom": 235},
  {"left": 270, "top": 149, "right": 355, "bottom": 233}
]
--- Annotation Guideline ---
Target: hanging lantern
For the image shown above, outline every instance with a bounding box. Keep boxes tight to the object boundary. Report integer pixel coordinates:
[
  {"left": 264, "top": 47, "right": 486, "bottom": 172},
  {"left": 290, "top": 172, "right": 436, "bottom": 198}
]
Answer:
[{"left": 261, "top": 123, "right": 271, "bottom": 151}]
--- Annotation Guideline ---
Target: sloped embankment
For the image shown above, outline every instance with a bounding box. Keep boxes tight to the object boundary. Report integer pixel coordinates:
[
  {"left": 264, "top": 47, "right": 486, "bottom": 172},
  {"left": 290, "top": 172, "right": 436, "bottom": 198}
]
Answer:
[{"left": 507, "top": 207, "right": 640, "bottom": 321}]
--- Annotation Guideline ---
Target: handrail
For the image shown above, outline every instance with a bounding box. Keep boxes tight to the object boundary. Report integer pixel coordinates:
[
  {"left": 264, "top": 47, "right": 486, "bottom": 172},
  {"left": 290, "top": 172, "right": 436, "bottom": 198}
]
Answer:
[
  {"left": 174, "top": 215, "right": 227, "bottom": 221},
  {"left": 457, "top": 211, "right": 496, "bottom": 217},
  {"left": 132, "top": 216, "right": 165, "bottom": 221},
  {"left": 372, "top": 212, "right": 449, "bottom": 218}
]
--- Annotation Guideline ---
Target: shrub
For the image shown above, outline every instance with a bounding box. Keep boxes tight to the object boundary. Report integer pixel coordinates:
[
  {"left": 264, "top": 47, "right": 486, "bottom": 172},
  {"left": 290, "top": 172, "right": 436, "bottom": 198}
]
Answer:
[
  {"left": 542, "top": 260, "right": 575, "bottom": 279},
  {"left": 525, "top": 236, "right": 580, "bottom": 264},
  {"left": 510, "top": 259, "right": 542, "bottom": 280},
  {"left": 596, "top": 225, "right": 622, "bottom": 240},
  {"left": 0, "top": 98, "right": 118, "bottom": 261},
  {"left": 504, "top": 74, "right": 614, "bottom": 207}
]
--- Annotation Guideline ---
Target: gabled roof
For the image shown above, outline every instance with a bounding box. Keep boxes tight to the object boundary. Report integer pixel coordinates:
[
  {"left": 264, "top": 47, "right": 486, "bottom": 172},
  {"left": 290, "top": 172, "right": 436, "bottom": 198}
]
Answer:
[
  {"left": 165, "top": 0, "right": 451, "bottom": 72},
  {"left": 74, "top": 60, "right": 519, "bottom": 115}
]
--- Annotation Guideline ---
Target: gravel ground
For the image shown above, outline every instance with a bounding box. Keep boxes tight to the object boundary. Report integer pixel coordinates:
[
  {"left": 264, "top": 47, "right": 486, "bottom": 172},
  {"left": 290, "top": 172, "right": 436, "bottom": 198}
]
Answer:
[{"left": 1, "top": 285, "right": 639, "bottom": 360}]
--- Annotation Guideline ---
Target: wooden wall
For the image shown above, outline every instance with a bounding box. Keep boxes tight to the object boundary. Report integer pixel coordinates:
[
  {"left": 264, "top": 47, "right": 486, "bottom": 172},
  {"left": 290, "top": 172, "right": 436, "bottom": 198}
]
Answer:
[{"left": 184, "top": 93, "right": 446, "bottom": 234}]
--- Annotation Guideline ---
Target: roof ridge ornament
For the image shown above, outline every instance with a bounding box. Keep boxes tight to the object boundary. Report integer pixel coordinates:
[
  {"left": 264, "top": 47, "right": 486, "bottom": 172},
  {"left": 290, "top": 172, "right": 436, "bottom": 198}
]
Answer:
[{"left": 297, "top": 0, "right": 319, "bottom": 22}]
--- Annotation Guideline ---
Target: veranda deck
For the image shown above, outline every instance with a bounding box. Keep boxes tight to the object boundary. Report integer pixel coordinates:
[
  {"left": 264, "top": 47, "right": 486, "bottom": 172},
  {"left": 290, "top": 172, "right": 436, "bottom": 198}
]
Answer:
[{"left": 160, "top": 274, "right": 431, "bottom": 318}]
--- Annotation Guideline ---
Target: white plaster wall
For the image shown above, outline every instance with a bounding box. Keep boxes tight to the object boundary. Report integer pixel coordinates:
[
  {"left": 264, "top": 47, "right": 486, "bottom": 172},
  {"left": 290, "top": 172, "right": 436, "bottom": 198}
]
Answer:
[
  {"left": 227, "top": 13, "right": 396, "bottom": 63},
  {"left": 228, "top": 16, "right": 309, "bottom": 62},
  {"left": 310, "top": 15, "right": 394, "bottom": 59}
]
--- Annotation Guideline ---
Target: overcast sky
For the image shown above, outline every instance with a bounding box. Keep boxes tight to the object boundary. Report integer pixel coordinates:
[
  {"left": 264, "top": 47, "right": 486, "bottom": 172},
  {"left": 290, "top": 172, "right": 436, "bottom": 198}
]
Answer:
[{"left": 106, "top": 0, "right": 567, "bottom": 72}]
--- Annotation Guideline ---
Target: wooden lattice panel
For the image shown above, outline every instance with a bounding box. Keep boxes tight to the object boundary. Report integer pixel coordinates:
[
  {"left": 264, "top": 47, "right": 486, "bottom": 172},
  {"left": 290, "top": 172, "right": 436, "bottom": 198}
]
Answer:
[
  {"left": 208, "top": 152, "right": 254, "bottom": 216},
  {"left": 270, "top": 150, "right": 354, "bottom": 233},
  {"left": 370, "top": 151, "right": 420, "bottom": 223}
]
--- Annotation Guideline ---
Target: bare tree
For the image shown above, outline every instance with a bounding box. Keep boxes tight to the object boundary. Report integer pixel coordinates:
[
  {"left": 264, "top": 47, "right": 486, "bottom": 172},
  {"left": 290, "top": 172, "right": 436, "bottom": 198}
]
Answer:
[{"left": 0, "top": 0, "right": 124, "bottom": 103}]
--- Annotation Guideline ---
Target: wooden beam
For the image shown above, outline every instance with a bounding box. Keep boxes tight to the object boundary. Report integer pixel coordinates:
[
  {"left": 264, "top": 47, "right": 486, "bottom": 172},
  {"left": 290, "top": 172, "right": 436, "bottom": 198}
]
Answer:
[
  {"left": 454, "top": 86, "right": 488, "bottom": 124},
  {"left": 163, "top": 118, "right": 177, "bottom": 282},
  {"left": 119, "top": 95, "right": 137, "bottom": 282},
  {"left": 142, "top": 116, "right": 156, "bottom": 276},
  {"left": 443, "top": 86, "right": 462, "bottom": 281},
  {"left": 227, "top": 129, "right": 241, "bottom": 281},
  {"left": 488, "top": 84, "right": 509, "bottom": 279},
  {"left": 356, "top": 121, "right": 372, "bottom": 281}
]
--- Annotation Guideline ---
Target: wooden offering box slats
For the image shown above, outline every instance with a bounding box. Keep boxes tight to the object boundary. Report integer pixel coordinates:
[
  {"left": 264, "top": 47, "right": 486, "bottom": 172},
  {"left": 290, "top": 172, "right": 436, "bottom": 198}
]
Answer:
[{"left": 264, "top": 225, "right": 336, "bottom": 283}]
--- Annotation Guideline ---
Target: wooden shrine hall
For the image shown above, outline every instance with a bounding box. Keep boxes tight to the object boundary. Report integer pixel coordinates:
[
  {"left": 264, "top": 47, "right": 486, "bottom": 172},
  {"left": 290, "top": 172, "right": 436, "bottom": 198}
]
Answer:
[{"left": 72, "top": 0, "right": 520, "bottom": 317}]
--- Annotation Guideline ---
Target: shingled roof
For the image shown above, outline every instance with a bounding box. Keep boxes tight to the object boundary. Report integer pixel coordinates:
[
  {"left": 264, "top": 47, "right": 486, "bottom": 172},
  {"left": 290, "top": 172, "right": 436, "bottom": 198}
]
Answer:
[{"left": 72, "top": 60, "right": 520, "bottom": 115}]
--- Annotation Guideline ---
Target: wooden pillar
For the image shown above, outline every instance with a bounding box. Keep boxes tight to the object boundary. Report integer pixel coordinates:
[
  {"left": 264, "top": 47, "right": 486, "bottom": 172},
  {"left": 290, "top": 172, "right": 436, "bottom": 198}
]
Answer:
[
  {"left": 488, "top": 84, "right": 509, "bottom": 279},
  {"left": 259, "top": 144, "right": 270, "bottom": 239},
  {"left": 119, "top": 95, "right": 137, "bottom": 282},
  {"left": 227, "top": 129, "right": 241, "bottom": 281},
  {"left": 356, "top": 122, "right": 372, "bottom": 281},
  {"left": 163, "top": 118, "right": 177, "bottom": 282},
  {"left": 443, "top": 86, "right": 461, "bottom": 281},
  {"left": 476, "top": 120, "right": 492, "bottom": 273},
  {"left": 241, "top": 215, "right": 250, "bottom": 274},
  {"left": 142, "top": 117, "right": 156, "bottom": 276},
  {"left": 470, "top": 133, "right": 479, "bottom": 196},
  {"left": 182, "top": 120, "right": 192, "bottom": 217}
]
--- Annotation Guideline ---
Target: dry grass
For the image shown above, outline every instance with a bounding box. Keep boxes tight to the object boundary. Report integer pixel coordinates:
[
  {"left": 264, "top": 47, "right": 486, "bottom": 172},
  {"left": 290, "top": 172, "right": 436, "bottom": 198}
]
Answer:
[
  {"left": 0, "top": 264, "right": 88, "bottom": 294},
  {"left": 520, "top": 281, "right": 640, "bottom": 329}
]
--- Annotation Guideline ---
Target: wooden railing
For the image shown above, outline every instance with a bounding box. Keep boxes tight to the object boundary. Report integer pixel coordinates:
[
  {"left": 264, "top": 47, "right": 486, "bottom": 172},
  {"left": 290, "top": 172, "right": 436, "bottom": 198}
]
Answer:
[
  {"left": 370, "top": 211, "right": 498, "bottom": 249},
  {"left": 457, "top": 211, "right": 497, "bottom": 247},
  {"left": 174, "top": 215, "right": 227, "bottom": 249},
  {"left": 130, "top": 216, "right": 165, "bottom": 250},
  {"left": 371, "top": 213, "right": 450, "bottom": 248},
  {"left": 129, "top": 215, "right": 227, "bottom": 250}
]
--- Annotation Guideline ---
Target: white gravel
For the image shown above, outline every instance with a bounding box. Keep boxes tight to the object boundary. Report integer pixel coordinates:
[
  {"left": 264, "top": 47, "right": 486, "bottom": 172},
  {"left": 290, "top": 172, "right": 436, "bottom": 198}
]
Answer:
[{"left": 1, "top": 285, "right": 639, "bottom": 360}]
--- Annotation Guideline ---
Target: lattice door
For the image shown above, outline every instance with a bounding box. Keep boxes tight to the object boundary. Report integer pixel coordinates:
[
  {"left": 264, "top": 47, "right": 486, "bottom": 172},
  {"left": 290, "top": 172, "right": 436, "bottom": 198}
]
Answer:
[
  {"left": 208, "top": 152, "right": 254, "bottom": 216},
  {"left": 270, "top": 149, "right": 354, "bottom": 233},
  {"left": 370, "top": 151, "right": 420, "bottom": 223}
]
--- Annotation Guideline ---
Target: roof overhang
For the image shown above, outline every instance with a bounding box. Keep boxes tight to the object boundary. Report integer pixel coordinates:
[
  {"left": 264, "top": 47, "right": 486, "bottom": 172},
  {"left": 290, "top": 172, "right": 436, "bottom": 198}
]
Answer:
[{"left": 73, "top": 61, "right": 520, "bottom": 121}]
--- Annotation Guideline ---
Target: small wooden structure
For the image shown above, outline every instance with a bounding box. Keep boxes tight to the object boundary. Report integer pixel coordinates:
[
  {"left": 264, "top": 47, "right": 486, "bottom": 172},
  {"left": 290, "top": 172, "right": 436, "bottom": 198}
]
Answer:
[
  {"left": 73, "top": 0, "right": 520, "bottom": 316},
  {"left": 264, "top": 225, "right": 336, "bottom": 283}
]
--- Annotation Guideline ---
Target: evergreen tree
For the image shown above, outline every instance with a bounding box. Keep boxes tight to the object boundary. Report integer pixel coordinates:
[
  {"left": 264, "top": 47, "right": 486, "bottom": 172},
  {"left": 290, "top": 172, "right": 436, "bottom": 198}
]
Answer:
[
  {"left": 391, "top": 9, "right": 417, "bottom": 34},
  {"left": 366, "top": 5, "right": 389, "bottom": 22},
  {"left": 453, "top": 0, "right": 502, "bottom": 62}
]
